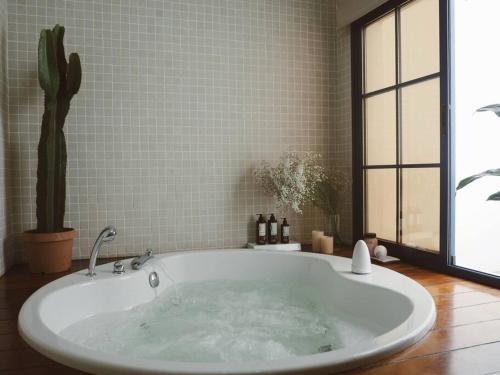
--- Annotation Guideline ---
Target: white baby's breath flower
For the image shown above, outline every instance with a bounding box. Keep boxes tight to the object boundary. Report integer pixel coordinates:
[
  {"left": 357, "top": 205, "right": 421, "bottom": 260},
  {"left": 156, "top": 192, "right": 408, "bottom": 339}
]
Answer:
[{"left": 254, "top": 152, "right": 326, "bottom": 214}]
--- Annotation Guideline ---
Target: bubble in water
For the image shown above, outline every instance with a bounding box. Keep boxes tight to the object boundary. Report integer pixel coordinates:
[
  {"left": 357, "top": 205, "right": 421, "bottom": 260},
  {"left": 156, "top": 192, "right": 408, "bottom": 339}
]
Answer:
[{"left": 61, "top": 279, "right": 376, "bottom": 363}]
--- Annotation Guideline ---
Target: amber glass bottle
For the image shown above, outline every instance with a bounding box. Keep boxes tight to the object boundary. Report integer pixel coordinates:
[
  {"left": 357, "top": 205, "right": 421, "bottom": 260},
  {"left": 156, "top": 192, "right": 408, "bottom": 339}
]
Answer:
[
  {"left": 281, "top": 218, "right": 290, "bottom": 243},
  {"left": 256, "top": 214, "right": 267, "bottom": 245},
  {"left": 268, "top": 213, "right": 278, "bottom": 244}
]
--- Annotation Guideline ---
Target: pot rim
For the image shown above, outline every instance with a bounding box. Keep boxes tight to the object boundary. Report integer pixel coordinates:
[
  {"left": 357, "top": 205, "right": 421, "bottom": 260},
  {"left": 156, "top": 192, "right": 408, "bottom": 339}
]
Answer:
[{"left": 23, "top": 228, "right": 76, "bottom": 243}]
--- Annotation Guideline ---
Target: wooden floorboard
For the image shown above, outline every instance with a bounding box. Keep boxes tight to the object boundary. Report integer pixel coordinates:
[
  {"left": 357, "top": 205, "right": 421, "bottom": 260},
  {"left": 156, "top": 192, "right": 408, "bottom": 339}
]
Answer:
[
  {"left": 345, "top": 341, "right": 500, "bottom": 375},
  {"left": 434, "top": 301, "right": 500, "bottom": 329},
  {"left": 0, "top": 254, "right": 499, "bottom": 374}
]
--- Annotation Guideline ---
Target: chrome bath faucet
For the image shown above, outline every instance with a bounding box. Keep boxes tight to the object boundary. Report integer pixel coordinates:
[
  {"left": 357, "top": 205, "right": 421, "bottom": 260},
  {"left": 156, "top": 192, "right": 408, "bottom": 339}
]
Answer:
[{"left": 131, "top": 249, "right": 154, "bottom": 270}]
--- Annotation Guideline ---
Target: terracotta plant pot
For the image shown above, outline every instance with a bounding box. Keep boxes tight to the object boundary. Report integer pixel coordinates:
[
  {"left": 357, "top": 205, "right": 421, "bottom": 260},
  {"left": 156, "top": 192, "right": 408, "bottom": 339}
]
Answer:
[{"left": 23, "top": 229, "right": 76, "bottom": 274}]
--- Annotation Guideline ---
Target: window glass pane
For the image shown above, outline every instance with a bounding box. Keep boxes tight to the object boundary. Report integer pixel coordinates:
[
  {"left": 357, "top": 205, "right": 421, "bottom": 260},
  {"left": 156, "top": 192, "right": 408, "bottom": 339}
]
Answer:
[
  {"left": 365, "top": 169, "right": 396, "bottom": 241},
  {"left": 401, "top": 78, "right": 440, "bottom": 164},
  {"left": 400, "top": 0, "right": 440, "bottom": 82},
  {"left": 453, "top": 0, "right": 500, "bottom": 276},
  {"left": 401, "top": 168, "right": 440, "bottom": 252},
  {"left": 365, "top": 91, "right": 396, "bottom": 165},
  {"left": 364, "top": 12, "right": 395, "bottom": 93}
]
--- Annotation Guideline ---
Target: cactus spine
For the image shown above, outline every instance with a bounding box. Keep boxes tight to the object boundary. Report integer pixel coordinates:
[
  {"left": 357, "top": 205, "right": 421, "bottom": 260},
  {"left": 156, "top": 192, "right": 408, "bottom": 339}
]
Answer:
[{"left": 36, "top": 25, "right": 81, "bottom": 233}]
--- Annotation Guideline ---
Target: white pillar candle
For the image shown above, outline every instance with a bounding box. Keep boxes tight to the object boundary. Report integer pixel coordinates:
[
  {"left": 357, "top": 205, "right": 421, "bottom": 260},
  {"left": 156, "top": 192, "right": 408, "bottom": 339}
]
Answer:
[
  {"left": 320, "top": 235, "right": 334, "bottom": 255},
  {"left": 312, "top": 230, "right": 324, "bottom": 252}
]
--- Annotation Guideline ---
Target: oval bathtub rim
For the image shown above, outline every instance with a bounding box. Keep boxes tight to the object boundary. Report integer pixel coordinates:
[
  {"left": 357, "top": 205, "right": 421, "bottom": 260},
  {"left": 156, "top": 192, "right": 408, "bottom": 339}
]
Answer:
[{"left": 18, "top": 249, "right": 436, "bottom": 375}]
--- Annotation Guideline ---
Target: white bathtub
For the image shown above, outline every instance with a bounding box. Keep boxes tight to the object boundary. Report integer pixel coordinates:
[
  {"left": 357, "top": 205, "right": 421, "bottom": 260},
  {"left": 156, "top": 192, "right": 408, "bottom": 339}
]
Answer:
[{"left": 18, "top": 250, "right": 435, "bottom": 374}]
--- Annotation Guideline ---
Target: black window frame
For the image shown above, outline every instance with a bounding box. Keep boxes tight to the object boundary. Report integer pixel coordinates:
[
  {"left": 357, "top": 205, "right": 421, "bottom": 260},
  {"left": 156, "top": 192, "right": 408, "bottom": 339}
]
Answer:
[{"left": 352, "top": 0, "right": 500, "bottom": 288}]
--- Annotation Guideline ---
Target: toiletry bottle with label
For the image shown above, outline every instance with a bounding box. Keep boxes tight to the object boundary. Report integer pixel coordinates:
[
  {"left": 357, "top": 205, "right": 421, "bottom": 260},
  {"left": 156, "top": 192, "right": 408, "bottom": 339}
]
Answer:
[
  {"left": 268, "top": 213, "right": 278, "bottom": 244},
  {"left": 256, "top": 214, "right": 267, "bottom": 245},
  {"left": 281, "top": 218, "right": 290, "bottom": 243}
]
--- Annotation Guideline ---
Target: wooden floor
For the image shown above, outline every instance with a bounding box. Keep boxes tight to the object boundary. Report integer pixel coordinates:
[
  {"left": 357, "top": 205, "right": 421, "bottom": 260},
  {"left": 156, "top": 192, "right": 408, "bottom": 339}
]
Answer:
[{"left": 1, "top": 254, "right": 500, "bottom": 374}]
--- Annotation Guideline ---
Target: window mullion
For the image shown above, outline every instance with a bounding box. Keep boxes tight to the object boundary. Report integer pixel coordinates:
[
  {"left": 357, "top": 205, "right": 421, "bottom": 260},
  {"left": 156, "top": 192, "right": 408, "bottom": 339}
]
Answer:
[
  {"left": 362, "top": 72, "right": 441, "bottom": 99},
  {"left": 395, "top": 6, "right": 402, "bottom": 244}
]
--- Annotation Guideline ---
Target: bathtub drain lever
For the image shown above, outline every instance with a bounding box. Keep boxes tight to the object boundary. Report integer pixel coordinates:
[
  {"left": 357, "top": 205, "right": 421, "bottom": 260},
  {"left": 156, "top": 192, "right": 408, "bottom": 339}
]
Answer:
[{"left": 318, "top": 344, "right": 333, "bottom": 353}]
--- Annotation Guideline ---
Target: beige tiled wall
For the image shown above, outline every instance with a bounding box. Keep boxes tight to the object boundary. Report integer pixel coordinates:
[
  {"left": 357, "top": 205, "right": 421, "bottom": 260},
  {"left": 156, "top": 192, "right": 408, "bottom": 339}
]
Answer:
[{"left": 6, "top": 0, "right": 339, "bottom": 260}]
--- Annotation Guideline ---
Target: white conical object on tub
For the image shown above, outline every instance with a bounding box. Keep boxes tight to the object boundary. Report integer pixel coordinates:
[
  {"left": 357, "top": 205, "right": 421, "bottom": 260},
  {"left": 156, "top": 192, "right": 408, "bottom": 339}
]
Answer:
[{"left": 352, "top": 240, "right": 372, "bottom": 274}]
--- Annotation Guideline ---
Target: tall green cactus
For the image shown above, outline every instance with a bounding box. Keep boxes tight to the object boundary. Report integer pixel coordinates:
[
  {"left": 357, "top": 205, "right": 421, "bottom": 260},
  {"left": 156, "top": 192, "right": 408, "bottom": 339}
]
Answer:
[{"left": 36, "top": 25, "right": 81, "bottom": 233}]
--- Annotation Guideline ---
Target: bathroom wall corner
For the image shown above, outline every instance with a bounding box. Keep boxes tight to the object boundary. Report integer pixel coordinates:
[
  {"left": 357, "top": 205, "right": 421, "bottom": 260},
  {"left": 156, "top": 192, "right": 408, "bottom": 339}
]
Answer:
[
  {"left": 334, "top": 26, "right": 353, "bottom": 244},
  {"left": 0, "top": 0, "right": 15, "bottom": 276}
]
